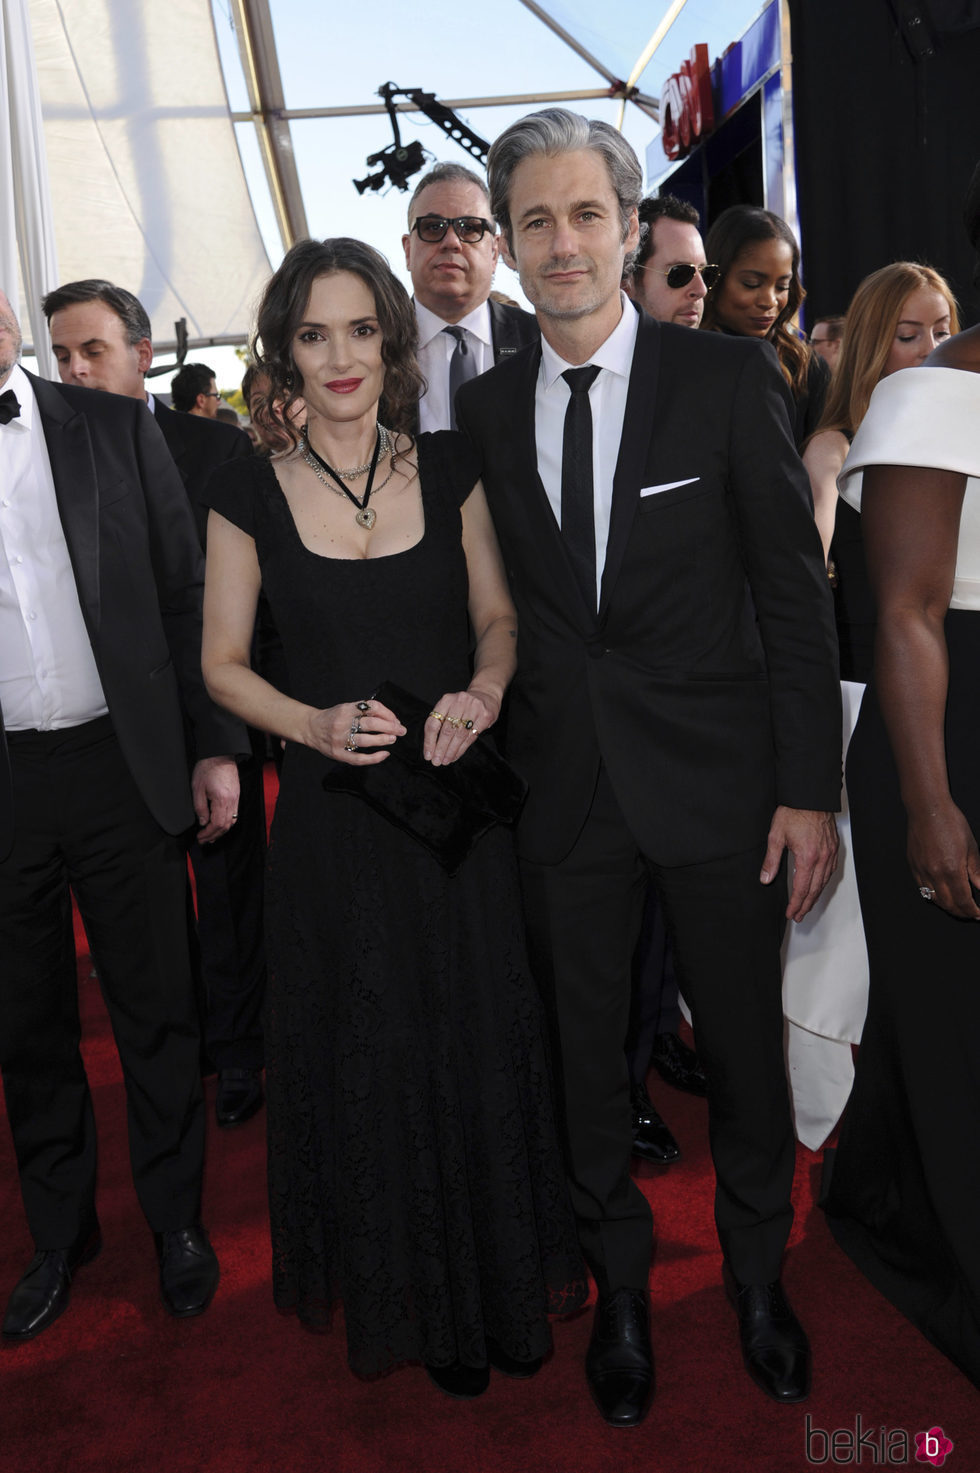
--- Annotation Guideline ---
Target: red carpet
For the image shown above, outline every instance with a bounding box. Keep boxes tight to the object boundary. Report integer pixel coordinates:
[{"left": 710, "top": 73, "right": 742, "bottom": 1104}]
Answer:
[{"left": 3, "top": 795, "right": 978, "bottom": 1471}]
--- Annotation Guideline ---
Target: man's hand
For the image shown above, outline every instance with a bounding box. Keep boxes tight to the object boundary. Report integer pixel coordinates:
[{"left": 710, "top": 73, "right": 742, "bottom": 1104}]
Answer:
[
  {"left": 760, "top": 806, "right": 839, "bottom": 922},
  {"left": 191, "top": 755, "right": 240, "bottom": 844}
]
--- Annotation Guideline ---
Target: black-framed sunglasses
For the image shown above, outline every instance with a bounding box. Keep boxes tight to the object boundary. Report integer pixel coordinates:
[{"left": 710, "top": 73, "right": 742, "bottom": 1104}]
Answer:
[
  {"left": 641, "top": 262, "right": 721, "bottom": 290},
  {"left": 411, "top": 214, "right": 495, "bottom": 244}
]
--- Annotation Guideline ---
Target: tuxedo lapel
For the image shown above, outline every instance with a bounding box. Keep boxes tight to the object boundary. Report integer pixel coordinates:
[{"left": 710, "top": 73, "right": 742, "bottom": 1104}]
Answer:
[
  {"left": 30, "top": 373, "right": 102, "bottom": 635},
  {"left": 489, "top": 299, "right": 527, "bottom": 362},
  {"left": 598, "top": 313, "right": 661, "bottom": 623}
]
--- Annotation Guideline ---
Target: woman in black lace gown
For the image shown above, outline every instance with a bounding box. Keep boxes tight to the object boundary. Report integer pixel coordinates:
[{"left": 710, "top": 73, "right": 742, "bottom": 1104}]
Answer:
[{"left": 202, "top": 238, "right": 585, "bottom": 1395}]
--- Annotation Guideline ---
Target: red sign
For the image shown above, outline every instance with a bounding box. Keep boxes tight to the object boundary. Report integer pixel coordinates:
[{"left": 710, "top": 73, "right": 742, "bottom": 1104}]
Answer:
[{"left": 660, "top": 44, "right": 715, "bottom": 161}]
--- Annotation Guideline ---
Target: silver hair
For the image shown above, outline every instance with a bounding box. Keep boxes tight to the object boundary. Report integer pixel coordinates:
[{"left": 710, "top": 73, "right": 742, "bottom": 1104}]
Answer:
[
  {"left": 487, "top": 108, "right": 642, "bottom": 250},
  {"left": 406, "top": 162, "right": 490, "bottom": 226}
]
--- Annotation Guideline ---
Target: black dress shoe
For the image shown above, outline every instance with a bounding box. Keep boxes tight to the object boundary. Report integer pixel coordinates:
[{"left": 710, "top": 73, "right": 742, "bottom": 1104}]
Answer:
[
  {"left": 487, "top": 1338, "right": 543, "bottom": 1378},
  {"left": 215, "top": 1067, "right": 264, "bottom": 1128},
  {"left": 154, "top": 1225, "right": 219, "bottom": 1317},
  {"left": 585, "top": 1287, "right": 654, "bottom": 1427},
  {"left": 649, "top": 1031, "right": 708, "bottom": 1097},
  {"left": 425, "top": 1361, "right": 491, "bottom": 1398},
  {"left": 2, "top": 1228, "right": 102, "bottom": 1343},
  {"left": 630, "top": 1084, "right": 680, "bottom": 1164},
  {"left": 725, "top": 1268, "right": 811, "bottom": 1403}
]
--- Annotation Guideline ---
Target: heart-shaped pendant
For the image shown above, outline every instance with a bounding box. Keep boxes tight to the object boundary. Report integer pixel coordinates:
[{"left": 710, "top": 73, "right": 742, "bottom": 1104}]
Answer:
[{"left": 355, "top": 507, "right": 377, "bottom": 530}]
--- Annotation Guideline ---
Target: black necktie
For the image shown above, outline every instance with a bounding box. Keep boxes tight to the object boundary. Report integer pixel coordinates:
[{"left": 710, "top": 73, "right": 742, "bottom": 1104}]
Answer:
[
  {"left": 560, "top": 365, "right": 601, "bottom": 610},
  {"left": 445, "top": 325, "right": 478, "bottom": 430},
  {"left": 0, "top": 388, "right": 21, "bottom": 425}
]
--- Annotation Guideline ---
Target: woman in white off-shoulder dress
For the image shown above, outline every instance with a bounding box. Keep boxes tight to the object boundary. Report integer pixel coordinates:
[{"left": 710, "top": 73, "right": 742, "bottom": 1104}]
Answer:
[{"left": 823, "top": 322, "right": 980, "bottom": 1388}]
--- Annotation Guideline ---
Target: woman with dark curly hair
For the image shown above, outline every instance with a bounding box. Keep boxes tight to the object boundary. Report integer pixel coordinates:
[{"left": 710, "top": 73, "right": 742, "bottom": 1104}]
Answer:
[
  {"left": 702, "top": 205, "right": 829, "bottom": 447},
  {"left": 200, "top": 238, "right": 586, "bottom": 1393}
]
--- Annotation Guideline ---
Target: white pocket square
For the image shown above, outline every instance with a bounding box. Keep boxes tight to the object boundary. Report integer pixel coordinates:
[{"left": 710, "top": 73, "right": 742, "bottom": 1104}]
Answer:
[{"left": 640, "top": 477, "right": 700, "bottom": 497}]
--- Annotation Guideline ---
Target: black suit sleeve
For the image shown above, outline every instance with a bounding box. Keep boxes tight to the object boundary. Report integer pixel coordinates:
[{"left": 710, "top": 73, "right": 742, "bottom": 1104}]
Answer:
[
  {"left": 135, "top": 403, "right": 248, "bottom": 760},
  {"left": 727, "top": 345, "right": 841, "bottom": 810}
]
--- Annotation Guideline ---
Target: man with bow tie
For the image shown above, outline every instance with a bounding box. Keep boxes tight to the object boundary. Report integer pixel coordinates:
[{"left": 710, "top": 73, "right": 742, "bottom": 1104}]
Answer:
[{"left": 0, "top": 287, "right": 246, "bottom": 1342}]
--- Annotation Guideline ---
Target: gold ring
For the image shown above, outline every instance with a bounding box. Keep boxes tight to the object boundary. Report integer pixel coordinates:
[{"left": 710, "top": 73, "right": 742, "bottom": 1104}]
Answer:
[
  {"left": 445, "top": 715, "right": 464, "bottom": 730},
  {"left": 429, "top": 710, "right": 445, "bottom": 722}
]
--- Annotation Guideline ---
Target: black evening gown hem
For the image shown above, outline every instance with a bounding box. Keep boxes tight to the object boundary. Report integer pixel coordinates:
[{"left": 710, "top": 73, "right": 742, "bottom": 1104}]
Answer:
[{"left": 823, "top": 610, "right": 980, "bottom": 1390}]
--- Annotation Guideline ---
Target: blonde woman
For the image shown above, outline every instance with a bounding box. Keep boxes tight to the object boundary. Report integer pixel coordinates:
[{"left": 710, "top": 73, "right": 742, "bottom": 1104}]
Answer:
[{"left": 804, "top": 262, "right": 959, "bottom": 647}]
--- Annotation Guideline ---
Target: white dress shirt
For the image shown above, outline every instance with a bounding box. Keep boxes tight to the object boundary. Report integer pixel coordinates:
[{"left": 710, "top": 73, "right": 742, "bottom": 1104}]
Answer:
[
  {"left": 535, "top": 293, "right": 639, "bottom": 608},
  {"left": 0, "top": 364, "right": 108, "bottom": 729},
  {"left": 415, "top": 298, "right": 494, "bottom": 433}
]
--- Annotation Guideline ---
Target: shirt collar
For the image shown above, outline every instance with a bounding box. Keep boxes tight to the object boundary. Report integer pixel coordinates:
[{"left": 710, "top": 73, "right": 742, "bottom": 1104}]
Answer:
[
  {"left": 415, "top": 297, "right": 493, "bottom": 350},
  {"left": 539, "top": 291, "right": 639, "bottom": 390}
]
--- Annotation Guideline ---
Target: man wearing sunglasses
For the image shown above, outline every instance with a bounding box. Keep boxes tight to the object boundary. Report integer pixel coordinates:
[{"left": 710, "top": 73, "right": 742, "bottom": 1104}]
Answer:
[
  {"left": 402, "top": 162, "right": 538, "bottom": 432},
  {"left": 625, "top": 195, "right": 718, "bottom": 329}
]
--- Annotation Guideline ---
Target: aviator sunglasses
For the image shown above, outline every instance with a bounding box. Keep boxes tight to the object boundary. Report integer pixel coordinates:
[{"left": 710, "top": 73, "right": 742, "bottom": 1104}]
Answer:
[
  {"left": 640, "top": 261, "right": 721, "bottom": 290},
  {"left": 411, "top": 214, "right": 496, "bottom": 244}
]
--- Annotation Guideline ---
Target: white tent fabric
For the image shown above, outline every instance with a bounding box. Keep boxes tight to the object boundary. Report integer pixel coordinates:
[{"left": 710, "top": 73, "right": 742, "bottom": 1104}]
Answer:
[
  {"left": 1, "top": 0, "right": 59, "bottom": 375},
  {"left": 23, "top": 0, "right": 271, "bottom": 352}
]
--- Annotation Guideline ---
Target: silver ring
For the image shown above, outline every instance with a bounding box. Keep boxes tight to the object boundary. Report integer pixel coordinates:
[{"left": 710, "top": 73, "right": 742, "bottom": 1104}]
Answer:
[
  {"left": 919, "top": 885, "right": 936, "bottom": 901},
  {"left": 352, "top": 719, "right": 362, "bottom": 735},
  {"left": 344, "top": 727, "right": 358, "bottom": 753}
]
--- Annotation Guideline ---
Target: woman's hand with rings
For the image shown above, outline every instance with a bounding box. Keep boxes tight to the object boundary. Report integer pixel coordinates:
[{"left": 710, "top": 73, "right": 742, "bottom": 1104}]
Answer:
[
  {"left": 424, "top": 688, "right": 497, "bottom": 766},
  {"left": 907, "top": 799, "right": 980, "bottom": 920},
  {"left": 306, "top": 698, "right": 406, "bottom": 765}
]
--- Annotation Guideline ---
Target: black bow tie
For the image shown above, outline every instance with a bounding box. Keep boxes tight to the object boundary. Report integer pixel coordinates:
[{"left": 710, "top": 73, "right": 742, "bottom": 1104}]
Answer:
[{"left": 0, "top": 388, "right": 21, "bottom": 425}]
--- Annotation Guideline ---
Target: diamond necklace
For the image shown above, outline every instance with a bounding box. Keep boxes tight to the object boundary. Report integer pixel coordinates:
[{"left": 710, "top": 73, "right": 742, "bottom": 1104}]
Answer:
[
  {"left": 301, "top": 424, "right": 394, "bottom": 530},
  {"left": 302, "top": 422, "right": 390, "bottom": 480}
]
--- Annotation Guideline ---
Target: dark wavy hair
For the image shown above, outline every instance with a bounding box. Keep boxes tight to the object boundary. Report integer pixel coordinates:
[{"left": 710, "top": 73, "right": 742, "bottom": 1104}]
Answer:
[
  {"left": 251, "top": 237, "right": 423, "bottom": 445},
  {"left": 702, "top": 205, "right": 811, "bottom": 397}
]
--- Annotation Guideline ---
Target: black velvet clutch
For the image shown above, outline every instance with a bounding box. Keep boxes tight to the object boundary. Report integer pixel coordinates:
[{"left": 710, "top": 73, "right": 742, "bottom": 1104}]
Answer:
[{"left": 321, "top": 681, "right": 527, "bottom": 874}]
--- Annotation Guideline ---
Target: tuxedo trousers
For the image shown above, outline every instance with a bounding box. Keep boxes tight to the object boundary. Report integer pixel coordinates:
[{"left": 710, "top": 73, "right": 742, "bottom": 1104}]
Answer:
[
  {"left": 520, "top": 766, "right": 795, "bottom": 1292},
  {"left": 0, "top": 717, "right": 206, "bottom": 1246},
  {"left": 187, "top": 746, "right": 266, "bottom": 1071},
  {"left": 626, "top": 887, "right": 682, "bottom": 1089}
]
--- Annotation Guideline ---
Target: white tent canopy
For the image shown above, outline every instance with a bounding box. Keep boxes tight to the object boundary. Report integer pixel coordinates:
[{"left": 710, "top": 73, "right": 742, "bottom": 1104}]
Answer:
[{"left": 8, "top": 0, "right": 273, "bottom": 352}]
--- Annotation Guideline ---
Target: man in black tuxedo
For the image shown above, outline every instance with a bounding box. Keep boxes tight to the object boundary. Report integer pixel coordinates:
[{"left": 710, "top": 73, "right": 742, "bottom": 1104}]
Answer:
[
  {"left": 0, "top": 287, "right": 246, "bottom": 1341},
  {"left": 43, "top": 281, "right": 266, "bottom": 1129},
  {"left": 402, "top": 162, "right": 538, "bottom": 431},
  {"left": 455, "top": 111, "right": 841, "bottom": 1426}
]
